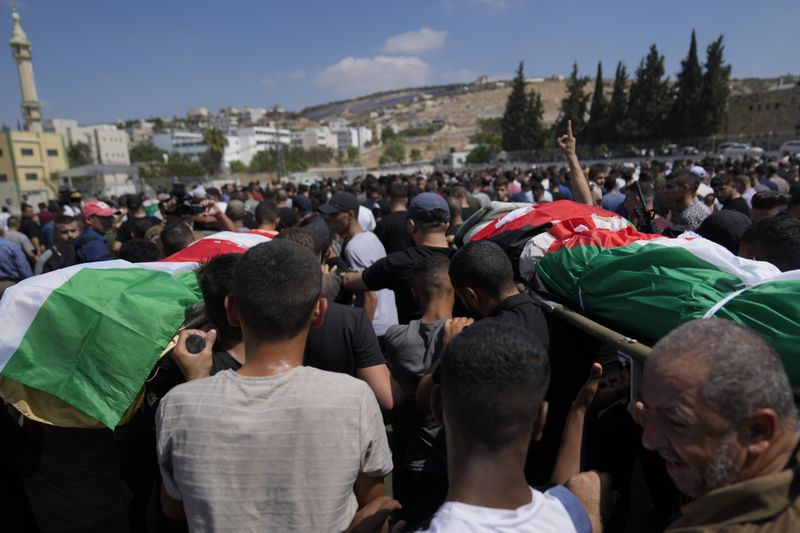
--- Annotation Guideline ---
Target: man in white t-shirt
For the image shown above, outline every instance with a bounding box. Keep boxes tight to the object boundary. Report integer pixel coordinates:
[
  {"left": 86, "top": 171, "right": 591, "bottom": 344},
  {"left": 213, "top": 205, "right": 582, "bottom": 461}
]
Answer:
[
  {"left": 321, "top": 191, "right": 398, "bottom": 337},
  {"left": 156, "top": 240, "right": 393, "bottom": 532},
  {"left": 420, "top": 320, "right": 596, "bottom": 532}
]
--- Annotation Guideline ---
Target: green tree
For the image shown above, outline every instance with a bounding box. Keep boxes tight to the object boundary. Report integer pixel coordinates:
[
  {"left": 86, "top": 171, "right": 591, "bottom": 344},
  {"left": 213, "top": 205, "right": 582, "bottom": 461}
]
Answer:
[
  {"left": 699, "top": 35, "right": 731, "bottom": 136},
  {"left": 335, "top": 152, "right": 346, "bottom": 166},
  {"left": 160, "top": 153, "right": 205, "bottom": 178},
  {"left": 552, "top": 63, "right": 590, "bottom": 140},
  {"left": 410, "top": 148, "right": 422, "bottom": 162},
  {"left": 151, "top": 117, "right": 166, "bottom": 133},
  {"left": 606, "top": 62, "right": 631, "bottom": 143},
  {"left": 305, "top": 146, "right": 334, "bottom": 166},
  {"left": 381, "top": 126, "right": 397, "bottom": 143},
  {"left": 130, "top": 143, "right": 165, "bottom": 163},
  {"left": 670, "top": 30, "right": 704, "bottom": 139},
  {"left": 521, "top": 90, "right": 547, "bottom": 149},
  {"left": 201, "top": 127, "right": 228, "bottom": 175},
  {"left": 383, "top": 141, "right": 405, "bottom": 164},
  {"left": 585, "top": 62, "right": 608, "bottom": 145},
  {"left": 228, "top": 160, "right": 247, "bottom": 173},
  {"left": 466, "top": 145, "right": 493, "bottom": 164},
  {"left": 501, "top": 62, "right": 530, "bottom": 151},
  {"left": 67, "top": 142, "right": 92, "bottom": 168},
  {"left": 628, "top": 45, "right": 671, "bottom": 141},
  {"left": 346, "top": 145, "right": 360, "bottom": 164}
]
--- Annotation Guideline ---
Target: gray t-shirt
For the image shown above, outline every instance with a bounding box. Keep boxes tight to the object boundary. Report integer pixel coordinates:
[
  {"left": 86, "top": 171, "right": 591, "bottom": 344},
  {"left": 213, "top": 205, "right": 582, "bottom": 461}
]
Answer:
[
  {"left": 384, "top": 319, "right": 447, "bottom": 473},
  {"left": 5, "top": 229, "right": 33, "bottom": 253},
  {"left": 156, "top": 366, "right": 392, "bottom": 532},
  {"left": 344, "top": 231, "right": 398, "bottom": 336}
]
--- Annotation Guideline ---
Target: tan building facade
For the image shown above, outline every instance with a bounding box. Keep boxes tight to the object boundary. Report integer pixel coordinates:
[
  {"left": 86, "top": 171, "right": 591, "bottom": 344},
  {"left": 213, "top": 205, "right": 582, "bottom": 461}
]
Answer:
[
  {"left": 0, "top": 130, "right": 68, "bottom": 206},
  {"left": 727, "top": 84, "right": 800, "bottom": 143}
]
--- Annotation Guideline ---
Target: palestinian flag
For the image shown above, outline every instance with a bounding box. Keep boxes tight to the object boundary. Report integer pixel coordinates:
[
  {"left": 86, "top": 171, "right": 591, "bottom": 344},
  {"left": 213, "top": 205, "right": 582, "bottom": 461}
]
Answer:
[
  {"left": 0, "top": 231, "right": 270, "bottom": 429},
  {"left": 464, "top": 201, "right": 800, "bottom": 390}
]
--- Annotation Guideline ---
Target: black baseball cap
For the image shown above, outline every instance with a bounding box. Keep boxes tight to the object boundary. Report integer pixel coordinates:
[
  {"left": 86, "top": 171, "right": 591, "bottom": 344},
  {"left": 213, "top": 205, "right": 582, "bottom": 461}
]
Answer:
[
  {"left": 407, "top": 192, "right": 450, "bottom": 222},
  {"left": 319, "top": 191, "right": 360, "bottom": 215},
  {"left": 292, "top": 195, "right": 312, "bottom": 214}
]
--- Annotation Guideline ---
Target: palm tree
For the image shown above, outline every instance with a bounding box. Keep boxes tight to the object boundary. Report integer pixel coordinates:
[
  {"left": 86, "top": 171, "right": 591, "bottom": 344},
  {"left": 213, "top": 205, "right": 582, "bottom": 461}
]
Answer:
[{"left": 202, "top": 127, "right": 228, "bottom": 175}]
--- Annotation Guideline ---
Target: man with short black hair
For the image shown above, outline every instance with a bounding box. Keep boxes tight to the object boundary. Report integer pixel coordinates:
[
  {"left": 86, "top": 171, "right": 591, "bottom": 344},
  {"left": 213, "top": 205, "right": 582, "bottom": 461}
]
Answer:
[
  {"left": 448, "top": 239, "right": 549, "bottom": 349},
  {"left": 321, "top": 191, "right": 398, "bottom": 336},
  {"left": 254, "top": 201, "right": 280, "bottom": 237},
  {"left": 750, "top": 191, "right": 790, "bottom": 222},
  {"left": 711, "top": 174, "right": 750, "bottom": 217},
  {"left": 636, "top": 319, "right": 800, "bottom": 531},
  {"left": 160, "top": 222, "right": 195, "bottom": 257},
  {"left": 739, "top": 216, "right": 800, "bottom": 271},
  {"left": 4, "top": 215, "right": 36, "bottom": 264},
  {"left": 421, "top": 320, "right": 592, "bottom": 532},
  {"left": 342, "top": 192, "right": 452, "bottom": 324},
  {"left": 118, "top": 240, "right": 162, "bottom": 262},
  {"left": 375, "top": 182, "right": 414, "bottom": 254},
  {"left": 156, "top": 240, "right": 392, "bottom": 531},
  {"left": 19, "top": 202, "right": 42, "bottom": 252},
  {"left": 34, "top": 215, "right": 81, "bottom": 274},
  {"left": 113, "top": 195, "right": 159, "bottom": 253},
  {"left": 665, "top": 170, "right": 710, "bottom": 231}
]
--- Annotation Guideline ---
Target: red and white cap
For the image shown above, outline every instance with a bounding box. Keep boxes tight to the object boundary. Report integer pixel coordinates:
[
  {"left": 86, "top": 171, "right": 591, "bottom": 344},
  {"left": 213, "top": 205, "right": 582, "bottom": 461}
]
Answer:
[{"left": 83, "top": 200, "right": 116, "bottom": 218}]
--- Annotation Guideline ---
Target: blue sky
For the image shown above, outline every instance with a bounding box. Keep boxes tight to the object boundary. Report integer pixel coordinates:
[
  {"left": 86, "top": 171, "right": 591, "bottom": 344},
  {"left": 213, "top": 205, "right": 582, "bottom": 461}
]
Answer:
[{"left": 1, "top": 0, "right": 798, "bottom": 125}]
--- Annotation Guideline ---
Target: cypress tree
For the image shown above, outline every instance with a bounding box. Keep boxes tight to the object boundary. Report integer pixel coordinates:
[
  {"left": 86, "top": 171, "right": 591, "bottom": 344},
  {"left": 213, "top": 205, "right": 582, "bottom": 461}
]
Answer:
[
  {"left": 552, "top": 62, "right": 590, "bottom": 139},
  {"left": 501, "top": 62, "right": 530, "bottom": 151},
  {"left": 671, "top": 30, "right": 704, "bottom": 139},
  {"left": 522, "top": 90, "right": 547, "bottom": 149},
  {"left": 628, "top": 44, "right": 671, "bottom": 141},
  {"left": 699, "top": 35, "right": 731, "bottom": 136},
  {"left": 606, "top": 62, "right": 630, "bottom": 144},
  {"left": 586, "top": 62, "right": 608, "bottom": 145}
]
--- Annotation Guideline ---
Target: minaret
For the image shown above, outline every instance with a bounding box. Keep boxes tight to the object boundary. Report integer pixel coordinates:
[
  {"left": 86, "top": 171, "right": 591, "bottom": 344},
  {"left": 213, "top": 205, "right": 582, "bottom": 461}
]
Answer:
[{"left": 9, "top": 8, "right": 42, "bottom": 132}]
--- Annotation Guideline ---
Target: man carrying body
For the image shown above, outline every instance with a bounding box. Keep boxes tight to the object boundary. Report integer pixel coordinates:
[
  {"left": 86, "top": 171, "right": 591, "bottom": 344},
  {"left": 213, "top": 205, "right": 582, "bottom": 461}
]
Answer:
[
  {"left": 156, "top": 240, "right": 392, "bottom": 531},
  {"left": 711, "top": 174, "right": 750, "bottom": 217},
  {"left": 635, "top": 319, "right": 800, "bottom": 531},
  {"left": 342, "top": 192, "right": 452, "bottom": 324},
  {"left": 420, "top": 320, "right": 594, "bottom": 532}
]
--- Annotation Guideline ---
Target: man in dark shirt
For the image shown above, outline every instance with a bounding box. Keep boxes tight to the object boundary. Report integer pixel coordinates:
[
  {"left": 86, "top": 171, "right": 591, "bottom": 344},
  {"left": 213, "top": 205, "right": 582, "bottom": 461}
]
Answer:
[
  {"left": 342, "top": 192, "right": 452, "bottom": 324},
  {"left": 374, "top": 182, "right": 415, "bottom": 254},
  {"left": 448, "top": 239, "right": 549, "bottom": 351},
  {"left": 712, "top": 174, "right": 750, "bottom": 217},
  {"left": 20, "top": 202, "right": 42, "bottom": 252},
  {"left": 113, "top": 195, "right": 160, "bottom": 254}
]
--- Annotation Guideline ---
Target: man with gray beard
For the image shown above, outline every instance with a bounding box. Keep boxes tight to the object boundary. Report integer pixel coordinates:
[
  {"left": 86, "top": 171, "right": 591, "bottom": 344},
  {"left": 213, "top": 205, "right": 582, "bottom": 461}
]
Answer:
[{"left": 632, "top": 319, "right": 800, "bottom": 531}]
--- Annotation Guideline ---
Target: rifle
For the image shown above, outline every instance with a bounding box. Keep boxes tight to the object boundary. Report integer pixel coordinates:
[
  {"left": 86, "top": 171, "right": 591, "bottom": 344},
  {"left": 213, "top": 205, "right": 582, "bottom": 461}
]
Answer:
[{"left": 633, "top": 181, "right": 658, "bottom": 234}]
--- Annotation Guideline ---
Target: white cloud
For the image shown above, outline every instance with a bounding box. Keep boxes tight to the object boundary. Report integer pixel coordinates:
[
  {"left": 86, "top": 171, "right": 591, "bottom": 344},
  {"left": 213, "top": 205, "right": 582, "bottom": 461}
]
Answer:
[
  {"left": 284, "top": 69, "right": 306, "bottom": 80},
  {"left": 471, "top": 0, "right": 508, "bottom": 8},
  {"left": 315, "top": 56, "right": 431, "bottom": 96},
  {"left": 260, "top": 78, "right": 276, "bottom": 87},
  {"left": 383, "top": 28, "right": 447, "bottom": 54}
]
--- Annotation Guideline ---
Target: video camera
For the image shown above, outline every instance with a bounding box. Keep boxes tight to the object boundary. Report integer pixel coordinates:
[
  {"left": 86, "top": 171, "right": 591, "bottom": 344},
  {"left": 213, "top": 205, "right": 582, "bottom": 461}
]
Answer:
[{"left": 164, "top": 183, "right": 204, "bottom": 217}]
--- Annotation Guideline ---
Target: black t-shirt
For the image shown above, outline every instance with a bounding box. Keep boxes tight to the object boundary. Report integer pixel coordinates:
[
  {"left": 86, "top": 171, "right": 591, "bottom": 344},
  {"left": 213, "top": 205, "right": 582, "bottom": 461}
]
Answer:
[
  {"left": 144, "top": 349, "right": 242, "bottom": 422},
  {"left": 722, "top": 197, "right": 751, "bottom": 217},
  {"left": 483, "top": 293, "right": 550, "bottom": 352},
  {"left": 374, "top": 211, "right": 414, "bottom": 254},
  {"left": 305, "top": 301, "right": 386, "bottom": 376},
  {"left": 461, "top": 206, "right": 479, "bottom": 221},
  {"left": 362, "top": 245, "right": 452, "bottom": 324},
  {"left": 362, "top": 198, "right": 390, "bottom": 222},
  {"left": 115, "top": 215, "right": 161, "bottom": 243},
  {"left": 20, "top": 216, "right": 41, "bottom": 241}
]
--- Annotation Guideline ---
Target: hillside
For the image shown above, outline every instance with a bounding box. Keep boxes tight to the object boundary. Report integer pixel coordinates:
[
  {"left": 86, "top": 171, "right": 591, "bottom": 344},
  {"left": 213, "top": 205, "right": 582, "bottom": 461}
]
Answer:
[{"left": 297, "top": 75, "right": 799, "bottom": 168}]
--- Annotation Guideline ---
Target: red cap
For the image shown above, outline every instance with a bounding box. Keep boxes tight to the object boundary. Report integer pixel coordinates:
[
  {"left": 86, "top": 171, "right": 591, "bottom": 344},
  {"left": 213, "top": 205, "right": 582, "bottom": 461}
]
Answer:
[{"left": 83, "top": 200, "right": 116, "bottom": 218}]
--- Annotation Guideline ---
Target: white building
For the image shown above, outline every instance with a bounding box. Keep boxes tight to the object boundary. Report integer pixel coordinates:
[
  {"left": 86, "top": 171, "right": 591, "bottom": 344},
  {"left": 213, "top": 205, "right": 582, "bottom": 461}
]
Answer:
[
  {"left": 45, "top": 119, "right": 130, "bottom": 165},
  {"left": 223, "top": 126, "right": 291, "bottom": 168},
  {"left": 187, "top": 107, "right": 209, "bottom": 120},
  {"left": 152, "top": 131, "right": 206, "bottom": 160},
  {"left": 331, "top": 126, "right": 373, "bottom": 152},
  {"left": 291, "top": 127, "right": 339, "bottom": 151}
]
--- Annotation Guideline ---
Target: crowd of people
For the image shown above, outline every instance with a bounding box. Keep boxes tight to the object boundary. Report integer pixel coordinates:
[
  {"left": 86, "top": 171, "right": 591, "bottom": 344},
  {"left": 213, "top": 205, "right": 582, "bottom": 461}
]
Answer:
[{"left": 2, "top": 127, "right": 800, "bottom": 532}]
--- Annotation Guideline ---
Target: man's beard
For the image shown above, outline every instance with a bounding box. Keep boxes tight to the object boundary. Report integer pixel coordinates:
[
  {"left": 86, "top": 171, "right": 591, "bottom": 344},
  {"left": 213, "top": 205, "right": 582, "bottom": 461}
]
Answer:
[{"left": 696, "top": 437, "right": 740, "bottom": 498}]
